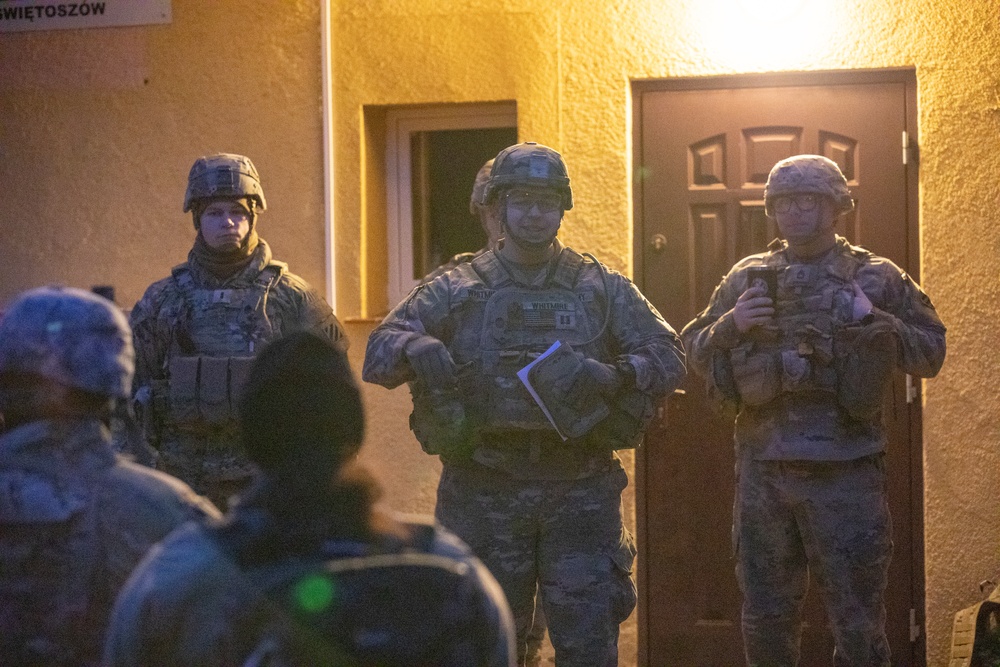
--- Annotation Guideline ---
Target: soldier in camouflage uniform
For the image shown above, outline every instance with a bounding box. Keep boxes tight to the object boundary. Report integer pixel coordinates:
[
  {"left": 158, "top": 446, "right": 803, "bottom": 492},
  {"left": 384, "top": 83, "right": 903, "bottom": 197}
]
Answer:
[
  {"left": 0, "top": 286, "right": 219, "bottom": 666},
  {"left": 418, "top": 157, "right": 550, "bottom": 664},
  {"left": 104, "top": 331, "right": 515, "bottom": 666},
  {"left": 681, "top": 155, "right": 947, "bottom": 666},
  {"left": 130, "top": 153, "right": 348, "bottom": 508},
  {"left": 363, "top": 142, "right": 686, "bottom": 666}
]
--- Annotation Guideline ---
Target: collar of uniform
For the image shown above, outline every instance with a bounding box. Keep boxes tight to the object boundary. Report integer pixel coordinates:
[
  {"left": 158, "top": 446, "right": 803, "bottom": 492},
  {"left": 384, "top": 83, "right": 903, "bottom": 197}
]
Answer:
[{"left": 185, "top": 238, "right": 274, "bottom": 288}]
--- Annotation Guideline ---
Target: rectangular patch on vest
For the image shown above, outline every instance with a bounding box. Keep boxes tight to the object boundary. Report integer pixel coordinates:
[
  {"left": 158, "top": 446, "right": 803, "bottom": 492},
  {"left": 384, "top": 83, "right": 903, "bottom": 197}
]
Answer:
[
  {"left": 461, "top": 288, "right": 495, "bottom": 301},
  {"left": 524, "top": 301, "right": 576, "bottom": 329},
  {"left": 784, "top": 266, "right": 817, "bottom": 288},
  {"left": 212, "top": 290, "right": 233, "bottom": 304}
]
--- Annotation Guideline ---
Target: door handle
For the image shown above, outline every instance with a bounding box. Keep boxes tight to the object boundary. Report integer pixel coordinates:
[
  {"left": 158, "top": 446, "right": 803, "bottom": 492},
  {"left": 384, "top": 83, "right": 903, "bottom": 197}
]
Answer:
[{"left": 650, "top": 234, "right": 667, "bottom": 252}]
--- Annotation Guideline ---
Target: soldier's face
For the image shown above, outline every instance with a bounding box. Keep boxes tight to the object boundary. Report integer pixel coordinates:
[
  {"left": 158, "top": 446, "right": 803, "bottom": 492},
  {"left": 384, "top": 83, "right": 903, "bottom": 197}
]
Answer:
[
  {"left": 503, "top": 188, "right": 563, "bottom": 250},
  {"left": 774, "top": 194, "right": 837, "bottom": 248},
  {"left": 200, "top": 199, "right": 251, "bottom": 251}
]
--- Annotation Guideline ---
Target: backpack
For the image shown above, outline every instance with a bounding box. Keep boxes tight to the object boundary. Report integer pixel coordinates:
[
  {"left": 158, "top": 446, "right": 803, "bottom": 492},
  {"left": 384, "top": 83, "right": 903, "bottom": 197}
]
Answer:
[{"left": 210, "top": 520, "right": 492, "bottom": 666}]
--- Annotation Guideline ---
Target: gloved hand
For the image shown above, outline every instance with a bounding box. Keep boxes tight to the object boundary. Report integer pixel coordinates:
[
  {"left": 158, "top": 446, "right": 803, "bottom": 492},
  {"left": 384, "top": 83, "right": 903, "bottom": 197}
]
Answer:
[
  {"left": 563, "top": 357, "right": 623, "bottom": 408},
  {"left": 732, "top": 283, "right": 774, "bottom": 333},
  {"left": 405, "top": 335, "right": 456, "bottom": 387}
]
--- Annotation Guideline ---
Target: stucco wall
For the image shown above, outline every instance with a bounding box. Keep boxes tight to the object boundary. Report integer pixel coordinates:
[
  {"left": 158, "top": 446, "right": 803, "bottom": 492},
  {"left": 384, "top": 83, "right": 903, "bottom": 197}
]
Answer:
[
  {"left": 1, "top": 0, "right": 998, "bottom": 664},
  {"left": 0, "top": 0, "right": 327, "bottom": 311}
]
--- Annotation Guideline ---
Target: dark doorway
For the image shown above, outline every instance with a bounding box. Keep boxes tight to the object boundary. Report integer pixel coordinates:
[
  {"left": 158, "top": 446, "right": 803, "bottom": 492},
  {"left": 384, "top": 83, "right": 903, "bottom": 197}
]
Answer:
[
  {"left": 632, "top": 70, "right": 922, "bottom": 665},
  {"left": 410, "top": 127, "right": 517, "bottom": 279}
]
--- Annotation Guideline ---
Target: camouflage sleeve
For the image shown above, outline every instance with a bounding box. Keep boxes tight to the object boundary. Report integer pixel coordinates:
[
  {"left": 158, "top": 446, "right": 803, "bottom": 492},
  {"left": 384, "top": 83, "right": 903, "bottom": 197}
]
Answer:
[
  {"left": 278, "top": 273, "right": 350, "bottom": 351},
  {"left": 606, "top": 272, "right": 686, "bottom": 397},
  {"left": 857, "top": 259, "right": 946, "bottom": 378},
  {"left": 362, "top": 277, "right": 454, "bottom": 389},
  {"left": 680, "top": 265, "right": 746, "bottom": 380},
  {"left": 128, "top": 280, "right": 172, "bottom": 392}
]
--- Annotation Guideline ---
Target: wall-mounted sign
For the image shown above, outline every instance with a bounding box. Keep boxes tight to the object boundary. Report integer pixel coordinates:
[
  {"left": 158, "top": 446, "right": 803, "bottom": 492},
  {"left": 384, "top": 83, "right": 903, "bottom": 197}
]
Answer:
[{"left": 0, "top": 0, "right": 170, "bottom": 33}]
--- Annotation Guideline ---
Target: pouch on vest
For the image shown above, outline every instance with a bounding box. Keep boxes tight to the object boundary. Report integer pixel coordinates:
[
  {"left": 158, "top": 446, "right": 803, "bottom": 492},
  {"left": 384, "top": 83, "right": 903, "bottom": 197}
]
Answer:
[
  {"left": 527, "top": 343, "right": 610, "bottom": 439},
  {"left": 950, "top": 581, "right": 1000, "bottom": 667},
  {"left": 730, "top": 347, "right": 781, "bottom": 406},
  {"left": 780, "top": 349, "right": 812, "bottom": 393},
  {"left": 833, "top": 319, "right": 898, "bottom": 420},
  {"left": 229, "top": 356, "right": 256, "bottom": 415},
  {"left": 199, "top": 356, "right": 230, "bottom": 425},
  {"left": 409, "top": 384, "right": 475, "bottom": 458},
  {"left": 168, "top": 356, "right": 201, "bottom": 424}
]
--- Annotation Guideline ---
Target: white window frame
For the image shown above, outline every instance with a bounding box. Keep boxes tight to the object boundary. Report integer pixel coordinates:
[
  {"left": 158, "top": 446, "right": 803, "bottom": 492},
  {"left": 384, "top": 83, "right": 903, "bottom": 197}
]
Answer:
[{"left": 385, "top": 102, "right": 517, "bottom": 307}]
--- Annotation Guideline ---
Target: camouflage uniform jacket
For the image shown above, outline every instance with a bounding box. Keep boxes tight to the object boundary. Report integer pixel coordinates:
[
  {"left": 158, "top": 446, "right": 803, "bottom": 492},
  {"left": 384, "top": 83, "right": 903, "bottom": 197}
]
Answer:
[
  {"left": 0, "top": 417, "right": 219, "bottom": 666},
  {"left": 363, "top": 240, "right": 686, "bottom": 479},
  {"left": 420, "top": 249, "right": 483, "bottom": 283},
  {"left": 103, "top": 500, "right": 516, "bottom": 666},
  {"left": 682, "top": 236, "right": 946, "bottom": 460},
  {"left": 129, "top": 240, "right": 347, "bottom": 470}
]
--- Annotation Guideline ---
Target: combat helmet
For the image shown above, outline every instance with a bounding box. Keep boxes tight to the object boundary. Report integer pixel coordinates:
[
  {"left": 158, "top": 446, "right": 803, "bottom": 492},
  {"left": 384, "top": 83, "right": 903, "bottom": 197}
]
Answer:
[
  {"left": 183, "top": 153, "right": 267, "bottom": 213},
  {"left": 469, "top": 159, "right": 494, "bottom": 215},
  {"left": 763, "top": 154, "right": 854, "bottom": 217},
  {"left": 480, "top": 142, "right": 573, "bottom": 211},
  {"left": 0, "top": 286, "right": 134, "bottom": 398}
]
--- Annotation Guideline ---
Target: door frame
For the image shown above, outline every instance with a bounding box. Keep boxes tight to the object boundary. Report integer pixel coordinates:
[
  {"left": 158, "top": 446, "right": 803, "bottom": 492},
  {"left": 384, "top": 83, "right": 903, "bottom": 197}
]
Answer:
[{"left": 630, "top": 68, "right": 922, "bottom": 665}]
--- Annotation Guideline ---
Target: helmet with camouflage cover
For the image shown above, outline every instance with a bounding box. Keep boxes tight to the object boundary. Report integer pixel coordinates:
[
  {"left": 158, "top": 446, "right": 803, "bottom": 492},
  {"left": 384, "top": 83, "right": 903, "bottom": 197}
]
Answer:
[
  {"left": 183, "top": 153, "right": 267, "bottom": 214},
  {"left": 0, "top": 286, "right": 134, "bottom": 398},
  {"left": 763, "top": 154, "right": 854, "bottom": 217},
  {"left": 469, "top": 159, "right": 494, "bottom": 215},
  {"left": 479, "top": 142, "right": 573, "bottom": 211}
]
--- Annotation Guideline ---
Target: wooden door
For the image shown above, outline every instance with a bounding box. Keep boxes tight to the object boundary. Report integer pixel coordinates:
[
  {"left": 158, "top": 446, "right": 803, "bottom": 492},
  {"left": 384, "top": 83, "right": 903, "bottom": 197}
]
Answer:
[{"left": 633, "top": 72, "right": 922, "bottom": 666}]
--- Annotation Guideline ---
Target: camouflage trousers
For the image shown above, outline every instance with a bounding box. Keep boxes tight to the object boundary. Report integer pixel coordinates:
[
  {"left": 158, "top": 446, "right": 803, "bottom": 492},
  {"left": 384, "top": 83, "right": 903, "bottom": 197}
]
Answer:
[
  {"left": 735, "top": 454, "right": 893, "bottom": 667},
  {"left": 436, "top": 463, "right": 636, "bottom": 667},
  {"left": 157, "top": 432, "right": 255, "bottom": 510}
]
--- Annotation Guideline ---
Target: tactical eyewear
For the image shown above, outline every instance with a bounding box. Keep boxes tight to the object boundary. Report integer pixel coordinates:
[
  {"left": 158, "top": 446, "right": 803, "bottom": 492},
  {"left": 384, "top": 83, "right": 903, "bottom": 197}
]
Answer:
[
  {"left": 771, "top": 193, "right": 822, "bottom": 214},
  {"left": 505, "top": 190, "right": 564, "bottom": 214}
]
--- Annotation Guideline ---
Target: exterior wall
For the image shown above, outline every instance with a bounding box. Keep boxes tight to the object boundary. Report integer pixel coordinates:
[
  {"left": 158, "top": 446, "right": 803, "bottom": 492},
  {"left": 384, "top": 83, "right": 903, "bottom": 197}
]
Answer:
[
  {"left": 0, "top": 0, "right": 997, "bottom": 664},
  {"left": 0, "top": 0, "right": 328, "bottom": 311}
]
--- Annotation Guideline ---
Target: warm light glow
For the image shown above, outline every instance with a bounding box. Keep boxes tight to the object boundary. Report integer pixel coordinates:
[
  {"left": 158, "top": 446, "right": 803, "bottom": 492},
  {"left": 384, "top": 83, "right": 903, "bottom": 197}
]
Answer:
[{"left": 692, "top": 0, "right": 844, "bottom": 72}]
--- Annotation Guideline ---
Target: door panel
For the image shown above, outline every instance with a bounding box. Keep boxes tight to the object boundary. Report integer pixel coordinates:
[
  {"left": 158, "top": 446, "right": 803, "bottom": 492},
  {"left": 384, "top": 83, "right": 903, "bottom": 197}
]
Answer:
[{"left": 634, "top": 74, "right": 920, "bottom": 666}]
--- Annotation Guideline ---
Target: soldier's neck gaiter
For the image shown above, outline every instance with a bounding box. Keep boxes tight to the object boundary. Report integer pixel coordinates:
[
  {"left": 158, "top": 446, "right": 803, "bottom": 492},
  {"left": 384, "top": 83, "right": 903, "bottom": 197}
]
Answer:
[{"left": 191, "top": 229, "right": 260, "bottom": 280}]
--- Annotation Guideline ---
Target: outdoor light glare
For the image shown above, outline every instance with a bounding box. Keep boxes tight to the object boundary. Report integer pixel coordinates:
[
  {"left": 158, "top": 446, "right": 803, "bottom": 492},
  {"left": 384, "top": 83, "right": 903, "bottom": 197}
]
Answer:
[{"left": 693, "top": 0, "right": 842, "bottom": 72}]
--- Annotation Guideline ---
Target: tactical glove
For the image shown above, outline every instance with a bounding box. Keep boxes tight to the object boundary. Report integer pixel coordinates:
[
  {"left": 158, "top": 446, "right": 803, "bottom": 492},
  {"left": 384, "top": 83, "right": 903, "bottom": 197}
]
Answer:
[
  {"left": 405, "top": 335, "right": 456, "bottom": 388},
  {"left": 565, "top": 357, "right": 623, "bottom": 406}
]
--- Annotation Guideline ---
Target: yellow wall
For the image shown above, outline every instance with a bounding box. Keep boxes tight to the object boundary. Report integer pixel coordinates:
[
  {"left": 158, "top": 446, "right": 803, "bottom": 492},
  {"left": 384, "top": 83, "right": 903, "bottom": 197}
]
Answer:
[
  {"left": 0, "top": 0, "right": 328, "bottom": 311},
  {"left": 2, "top": 0, "right": 999, "bottom": 663}
]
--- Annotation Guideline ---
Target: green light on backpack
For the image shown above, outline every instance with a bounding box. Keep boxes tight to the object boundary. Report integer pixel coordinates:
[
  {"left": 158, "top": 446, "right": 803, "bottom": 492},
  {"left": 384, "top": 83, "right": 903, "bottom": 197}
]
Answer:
[{"left": 294, "top": 574, "right": 336, "bottom": 613}]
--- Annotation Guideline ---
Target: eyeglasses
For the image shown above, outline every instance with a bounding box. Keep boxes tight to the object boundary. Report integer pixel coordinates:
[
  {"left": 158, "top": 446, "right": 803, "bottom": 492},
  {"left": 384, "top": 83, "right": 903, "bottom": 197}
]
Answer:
[
  {"left": 505, "top": 190, "right": 563, "bottom": 215},
  {"left": 770, "top": 193, "right": 822, "bottom": 214}
]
